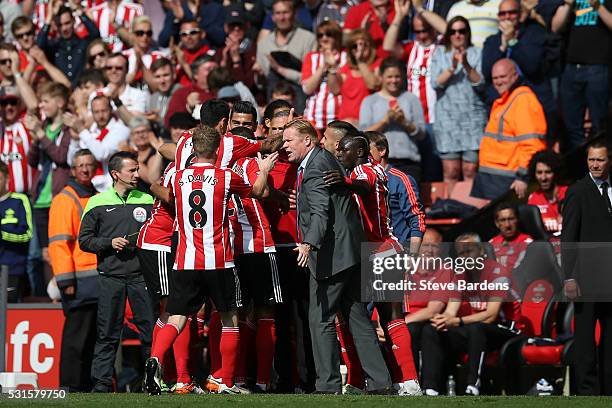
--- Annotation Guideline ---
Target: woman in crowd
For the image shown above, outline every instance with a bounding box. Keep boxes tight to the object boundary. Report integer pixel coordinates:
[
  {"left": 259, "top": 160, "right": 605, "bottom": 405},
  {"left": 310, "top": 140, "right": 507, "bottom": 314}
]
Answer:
[
  {"left": 430, "top": 16, "right": 486, "bottom": 183},
  {"left": 360, "top": 57, "right": 426, "bottom": 181},
  {"left": 337, "top": 29, "right": 381, "bottom": 126},
  {"left": 301, "top": 20, "right": 345, "bottom": 131},
  {"left": 86, "top": 39, "right": 109, "bottom": 70}
]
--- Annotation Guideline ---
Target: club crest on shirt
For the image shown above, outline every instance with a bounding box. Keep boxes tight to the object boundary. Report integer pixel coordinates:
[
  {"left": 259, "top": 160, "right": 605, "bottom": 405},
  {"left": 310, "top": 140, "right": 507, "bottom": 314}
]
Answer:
[{"left": 133, "top": 207, "right": 147, "bottom": 223}]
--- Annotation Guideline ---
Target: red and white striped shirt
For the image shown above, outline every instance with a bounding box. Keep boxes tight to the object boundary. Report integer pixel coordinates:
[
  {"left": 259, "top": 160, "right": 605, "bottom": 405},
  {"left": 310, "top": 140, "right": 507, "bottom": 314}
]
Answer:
[
  {"left": 91, "top": 1, "right": 143, "bottom": 52},
  {"left": 175, "top": 130, "right": 262, "bottom": 171},
  {"left": 403, "top": 42, "right": 437, "bottom": 124},
  {"left": 170, "top": 162, "right": 252, "bottom": 270},
  {"left": 1, "top": 121, "right": 34, "bottom": 194},
  {"left": 302, "top": 50, "right": 347, "bottom": 129},
  {"left": 123, "top": 47, "right": 171, "bottom": 82},
  {"left": 350, "top": 162, "right": 401, "bottom": 255},
  {"left": 229, "top": 157, "right": 276, "bottom": 255},
  {"left": 137, "top": 162, "right": 176, "bottom": 252}
]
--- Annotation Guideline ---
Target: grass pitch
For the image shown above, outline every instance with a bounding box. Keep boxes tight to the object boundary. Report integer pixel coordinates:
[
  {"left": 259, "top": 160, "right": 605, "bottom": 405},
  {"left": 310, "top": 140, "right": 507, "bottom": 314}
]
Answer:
[{"left": 1, "top": 393, "right": 612, "bottom": 407}]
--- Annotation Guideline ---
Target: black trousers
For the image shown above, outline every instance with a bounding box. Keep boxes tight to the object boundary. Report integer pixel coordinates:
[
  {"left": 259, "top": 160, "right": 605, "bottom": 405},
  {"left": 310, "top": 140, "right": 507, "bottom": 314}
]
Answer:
[
  {"left": 421, "top": 322, "right": 517, "bottom": 392},
  {"left": 572, "top": 302, "right": 612, "bottom": 396},
  {"left": 60, "top": 304, "right": 97, "bottom": 391},
  {"left": 91, "top": 273, "right": 153, "bottom": 391},
  {"left": 407, "top": 321, "right": 427, "bottom": 375}
]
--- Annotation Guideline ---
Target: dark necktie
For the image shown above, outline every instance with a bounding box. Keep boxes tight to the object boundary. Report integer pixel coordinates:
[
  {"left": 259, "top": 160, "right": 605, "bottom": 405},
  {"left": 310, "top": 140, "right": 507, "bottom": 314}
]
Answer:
[
  {"left": 601, "top": 181, "right": 612, "bottom": 214},
  {"left": 296, "top": 167, "right": 304, "bottom": 241}
]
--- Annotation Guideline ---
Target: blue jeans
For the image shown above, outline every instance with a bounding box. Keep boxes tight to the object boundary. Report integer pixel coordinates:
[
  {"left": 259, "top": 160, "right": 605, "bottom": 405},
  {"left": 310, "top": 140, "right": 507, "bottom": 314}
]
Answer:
[{"left": 561, "top": 64, "right": 609, "bottom": 150}]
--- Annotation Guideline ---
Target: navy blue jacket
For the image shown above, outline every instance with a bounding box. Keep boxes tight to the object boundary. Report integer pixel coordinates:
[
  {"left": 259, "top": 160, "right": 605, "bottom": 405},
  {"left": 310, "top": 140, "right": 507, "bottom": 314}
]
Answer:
[
  {"left": 37, "top": 15, "right": 100, "bottom": 85},
  {"left": 385, "top": 165, "right": 426, "bottom": 246},
  {"left": 482, "top": 21, "right": 555, "bottom": 116}
]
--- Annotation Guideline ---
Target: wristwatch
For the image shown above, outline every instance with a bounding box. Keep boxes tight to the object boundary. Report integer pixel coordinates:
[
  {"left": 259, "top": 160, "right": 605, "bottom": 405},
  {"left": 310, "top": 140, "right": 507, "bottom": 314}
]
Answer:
[{"left": 508, "top": 38, "right": 518, "bottom": 48}]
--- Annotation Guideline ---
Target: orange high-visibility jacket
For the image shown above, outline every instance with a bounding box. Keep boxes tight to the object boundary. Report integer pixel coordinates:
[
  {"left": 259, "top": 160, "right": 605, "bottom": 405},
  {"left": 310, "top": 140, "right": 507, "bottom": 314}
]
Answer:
[
  {"left": 48, "top": 183, "right": 98, "bottom": 308},
  {"left": 479, "top": 85, "right": 547, "bottom": 179}
]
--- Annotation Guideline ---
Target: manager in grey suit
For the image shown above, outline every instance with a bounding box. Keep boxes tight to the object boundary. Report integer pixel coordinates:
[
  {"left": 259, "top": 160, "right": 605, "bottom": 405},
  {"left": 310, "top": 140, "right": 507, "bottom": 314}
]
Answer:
[{"left": 282, "top": 119, "right": 392, "bottom": 393}]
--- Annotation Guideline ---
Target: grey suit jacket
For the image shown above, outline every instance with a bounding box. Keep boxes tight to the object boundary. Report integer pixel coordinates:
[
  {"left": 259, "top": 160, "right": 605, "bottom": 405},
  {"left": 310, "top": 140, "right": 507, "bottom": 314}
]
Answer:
[{"left": 298, "top": 146, "right": 366, "bottom": 279}]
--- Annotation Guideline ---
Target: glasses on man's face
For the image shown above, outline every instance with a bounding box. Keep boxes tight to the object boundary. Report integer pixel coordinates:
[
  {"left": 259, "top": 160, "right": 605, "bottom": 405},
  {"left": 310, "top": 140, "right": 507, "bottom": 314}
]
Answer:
[
  {"left": 449, "top": 28, "right": 467, "bottom": 36},
  {"left": 89, "top": 51, "right": 106, "bottom": 63},
  {"left": 0, "top": 98, "right": 19, "bottom": 107},
  {"left": 0, "top": 59, "right": 11, "bottom": 66},
  {"left": 498, "top": 9, "right": 519, "bottom": 17},
  {"left": 317, "top": 31, "right": 333, "bottom": 39},
  {"left": 16, "top": 30, "right": 34, "bottom": 40},
  {"left": 105, "top": 65, "right": 125, "bottom": 72},
  {"left": 134, "top": 30, "right": 153, "bottom": 37},
  {"left": 180, "top": 29, "right": 201, "bottom": 37}
]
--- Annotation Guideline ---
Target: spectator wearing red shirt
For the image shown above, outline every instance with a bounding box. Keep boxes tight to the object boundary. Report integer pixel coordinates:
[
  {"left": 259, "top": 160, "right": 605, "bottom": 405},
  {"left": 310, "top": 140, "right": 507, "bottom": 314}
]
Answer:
[
  {"left": 337, "top": 29, "right": 381, "bottom": 126},
  {"left": 165, "top": 54, "right": 218, "bottom": 128},
  {"left": 175, "top": 19, "right": 212, "bottom": 87},
  {"left": 489, "top": 202, "right": 534, "bottom": 271},
  {"left": 343, "top": 0, "right": 396, "bottom": 57},
  {"left": 527, "top": 151, "right": 567, "bottom": 234},
  {"left": 420, "top": 232, "right": 523, "bottom": 396}
]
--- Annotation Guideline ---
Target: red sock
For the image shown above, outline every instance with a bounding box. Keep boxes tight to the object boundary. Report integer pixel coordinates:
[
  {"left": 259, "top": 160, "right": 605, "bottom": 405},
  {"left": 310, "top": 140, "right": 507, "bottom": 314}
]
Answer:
[
  {"left": 220, "top": 326, "right": 240, "bottom": 387},
  {"left": 256, "top": 318, "right": 276, "bottom": 386},
  {"left": 209, "top": 311, "right": 222, "bottom": 378},
  {"left": 386, "top": 319, "right": 417, "bottom": 382},
  {"left": 152, "top": 319, "right": 164, "bottom": 350},
  {"left": 235, "top": 321, "right": 256, "bottom": 383},
  {"left": 173, "top": 317, "right": 192, "bottom": 383},
  {"left": 335, "top": 321, "right": 365, "bottom": 389},
  {"left": 151, "top": 323, "right": 180, "bottom": 362}
]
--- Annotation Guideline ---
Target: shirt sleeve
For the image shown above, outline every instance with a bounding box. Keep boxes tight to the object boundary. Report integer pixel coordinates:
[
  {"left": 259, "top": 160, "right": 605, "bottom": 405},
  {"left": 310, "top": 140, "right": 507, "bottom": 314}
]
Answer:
[
  {"left": 351, "top": 166, "right": 376, "bottom": 189},
  {"left": 302, "top": 51, "right": 314, "bottom": 82},
  {"left": 228, "top": 135, "right": 262, "bottom": 164},
  {"left": 229, "top": 170, "right": 253, "bottom": 199}
]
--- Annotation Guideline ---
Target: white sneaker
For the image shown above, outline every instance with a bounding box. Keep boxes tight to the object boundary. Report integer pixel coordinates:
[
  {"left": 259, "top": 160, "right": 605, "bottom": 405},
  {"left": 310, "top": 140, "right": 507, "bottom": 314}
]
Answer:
[
  {"left": 424, "top": 388, "right": 439, "bottom": 396},
  {"left": 465, "top": 385, "right": 480, "bottom": 396},
  {"left": 342, "top": 384, "right": 366, "bottom": 395},
  {"left": 218, "top": 383, "right": 252, "bottom": 394},
  {"left": 399, "top": 379, "right": 423, "bottom": 396}
]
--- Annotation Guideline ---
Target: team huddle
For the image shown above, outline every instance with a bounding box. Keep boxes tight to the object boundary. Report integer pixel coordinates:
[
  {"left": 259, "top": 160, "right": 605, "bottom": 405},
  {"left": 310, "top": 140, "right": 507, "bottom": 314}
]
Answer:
[{"left": 131, "top": 97, "right": 512, "bottom": 397}]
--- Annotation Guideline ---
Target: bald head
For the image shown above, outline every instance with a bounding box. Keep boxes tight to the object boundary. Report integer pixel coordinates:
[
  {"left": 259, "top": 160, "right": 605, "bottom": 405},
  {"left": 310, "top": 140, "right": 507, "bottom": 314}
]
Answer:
[
  {"left": 492, "top": 58, "right": 519, "bottom": 95},
  {"left": 498, "top": 0, "right": 520, "bottom": 26}
]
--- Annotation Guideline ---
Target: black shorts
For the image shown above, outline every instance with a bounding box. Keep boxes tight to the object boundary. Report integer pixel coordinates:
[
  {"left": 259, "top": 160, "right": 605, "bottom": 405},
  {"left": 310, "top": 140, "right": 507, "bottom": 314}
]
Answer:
[
  {"left": 166, "top": 268, "right": 241, "bottom": 315},
  {"left": 274, "top": 246, "right": 309, "bottom": 301},
  {"left": 235, "top": 252, "right": 283, "bottom": 306},
  {"left": 137, "top": 248, "right": 174, "bottom": 302}
]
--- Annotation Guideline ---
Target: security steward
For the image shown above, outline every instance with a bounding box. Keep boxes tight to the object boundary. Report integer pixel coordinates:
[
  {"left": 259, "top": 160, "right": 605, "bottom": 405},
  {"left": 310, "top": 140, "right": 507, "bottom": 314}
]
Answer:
[{"left": 79, "top": 151, "right": 154, "bottom": 393}]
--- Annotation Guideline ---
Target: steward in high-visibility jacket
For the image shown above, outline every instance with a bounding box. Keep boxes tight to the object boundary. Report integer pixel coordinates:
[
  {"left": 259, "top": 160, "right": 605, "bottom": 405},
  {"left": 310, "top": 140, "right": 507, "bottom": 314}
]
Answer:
[
  {"left": 49, "top": 178, "right": 98, "bottom": 311},
  {"left": 473, "top": 82, "right": 547, "bottom": 199}
]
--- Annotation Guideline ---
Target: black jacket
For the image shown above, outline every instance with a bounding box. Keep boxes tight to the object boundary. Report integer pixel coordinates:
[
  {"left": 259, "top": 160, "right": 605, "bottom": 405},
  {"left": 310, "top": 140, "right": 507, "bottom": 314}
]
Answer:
[{"left": 79, "top": 186, "right": 153, "bottom": 276}]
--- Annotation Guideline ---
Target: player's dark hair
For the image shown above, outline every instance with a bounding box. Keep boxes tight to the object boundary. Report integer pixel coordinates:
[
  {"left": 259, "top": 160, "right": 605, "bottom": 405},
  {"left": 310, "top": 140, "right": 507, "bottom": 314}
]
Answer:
[
  {"left": 168, "top": 112, "right": 198, "bottom": 130},
  {"left": 494, "top": 201, "right": 518, "bottom": 220},
  {"left": 231, "top": 126, "right": 256, "bottom": 140},
  {"left": 263, "top": 99, "right": 292, "bottom": 127},
  {"left": 231, "top": 101, "right": 257, "bottom": 122},
  {"left": 328, "top": 120, "right": 360, "bottom": 139},
  {"left": 200, "top": 99, "right": 230, "bottom": 127}
]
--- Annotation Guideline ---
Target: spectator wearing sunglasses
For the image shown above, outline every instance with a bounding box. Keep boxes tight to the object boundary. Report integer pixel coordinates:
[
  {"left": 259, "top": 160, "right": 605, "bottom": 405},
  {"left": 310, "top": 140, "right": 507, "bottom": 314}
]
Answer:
[
  {"left": 122, "top": 16, "right": 170, "bottom": 87},
  {"left": 10, "top": 16, "right": 41, "bottom": 75},
  {"left": 482, "top": 0, "right": 555, "bottom": 139},
  {"left": 36, "top": 6, "right": 101, "bottom": 86},
  {"left": 0, "top": 43, "right": 18, "bottom": 89},
  {"left": 412, "top": 0, "right": 502, "bottom": 48},
  {"left": 158, "top": 0, "right": 226, "bottom": 48},
  {"left": 430, "top": 16, "right": 486, "bottom": 183},
  {"left": 174, "top": 19, "right": 212, "bottom": 87},
  {"left": 86, "top": 39, "right": 110, "bottom": 70}
]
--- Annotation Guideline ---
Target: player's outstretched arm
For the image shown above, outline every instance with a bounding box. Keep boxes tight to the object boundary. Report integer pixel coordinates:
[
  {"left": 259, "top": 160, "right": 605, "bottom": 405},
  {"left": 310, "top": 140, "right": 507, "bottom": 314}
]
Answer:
[{"left": 158, "top": 142, "right": 177, "bottom": 161}]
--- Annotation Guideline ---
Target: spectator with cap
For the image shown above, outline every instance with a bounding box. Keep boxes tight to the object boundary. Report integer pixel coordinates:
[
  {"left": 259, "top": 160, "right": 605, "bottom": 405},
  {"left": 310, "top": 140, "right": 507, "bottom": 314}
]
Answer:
[
  {"left": 256, "top": 0, "right": 317, "bottom": 115},
  {"left": 158, "top": 0, "right": 226, "bottom": 48},
  {"left": 216, "top": 4, "right": 258, "bottom": 93},
  {"left": 36, "top": 5, "right": 100, "bottom": 85},
  {"left": 314, "top": 0, "right": 358, "bottom": 29},
  {"left": 165, "top": 54, "right": 218, "bottom": 128},
  {"left": 172, "top": 19, "right": 212, "bottom": 87},
  {"left": 482, "top": 0, "right": 555, "bottom": 134}
]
